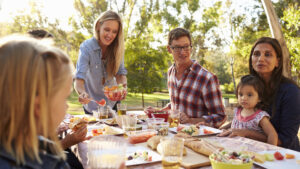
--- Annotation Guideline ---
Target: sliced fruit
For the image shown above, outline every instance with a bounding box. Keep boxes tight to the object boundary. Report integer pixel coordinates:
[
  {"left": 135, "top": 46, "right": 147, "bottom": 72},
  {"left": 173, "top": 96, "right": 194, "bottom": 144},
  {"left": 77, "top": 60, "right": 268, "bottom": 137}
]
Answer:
[
  {"left": 264, "top": 153, "right": 274, "bottom": 161},
  {"left": 96, "top": 99, "right": 106, "bottom": 106},
  {"left": 285, "top": 153, "right": 295, "bottom": 159},
  {"left": 274, "top": 151, "right": 284, "bottom": 160},
  {"left": 203, "top": 128, "right": 214, "bottom": 134}
]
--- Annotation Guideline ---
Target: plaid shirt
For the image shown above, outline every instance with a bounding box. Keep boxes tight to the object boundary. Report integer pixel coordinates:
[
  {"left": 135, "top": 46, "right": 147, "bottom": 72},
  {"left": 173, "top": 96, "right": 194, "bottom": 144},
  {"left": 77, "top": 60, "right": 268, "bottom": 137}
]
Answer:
[{"left": 167, "top": 61, "right": 226, "bottom": 128}]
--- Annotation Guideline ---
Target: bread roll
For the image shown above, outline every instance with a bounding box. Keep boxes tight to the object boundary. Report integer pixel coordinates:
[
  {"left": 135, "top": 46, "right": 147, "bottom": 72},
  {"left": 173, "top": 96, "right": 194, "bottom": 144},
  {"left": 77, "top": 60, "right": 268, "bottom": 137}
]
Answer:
[
  {"left": 157, "top": 142, "right": 187, "bottom": 156},
  {"left": 185, "top": 139, "right": 223, "bottom": 156},
  {"left": 147, "top": 136, "right": 162, "bottom": 150}
]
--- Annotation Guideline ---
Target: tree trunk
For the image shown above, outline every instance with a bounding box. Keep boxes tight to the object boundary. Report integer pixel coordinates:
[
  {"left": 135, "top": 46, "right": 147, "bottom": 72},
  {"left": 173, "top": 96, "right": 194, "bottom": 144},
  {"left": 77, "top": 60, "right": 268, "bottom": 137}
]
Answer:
[
  {"left": 261, "top": 0, "right": 291, "bottom": 78},
  {"left": 142, "top": 92, "right": 145, "bottom": 108}
]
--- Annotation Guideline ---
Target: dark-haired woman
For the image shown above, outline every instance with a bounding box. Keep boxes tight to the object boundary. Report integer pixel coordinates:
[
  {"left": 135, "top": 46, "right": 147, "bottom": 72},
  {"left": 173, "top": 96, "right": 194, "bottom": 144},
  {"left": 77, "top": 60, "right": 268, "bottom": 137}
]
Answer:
[{"left": 245, "top": 37, "right": 300, "bottom": 151}]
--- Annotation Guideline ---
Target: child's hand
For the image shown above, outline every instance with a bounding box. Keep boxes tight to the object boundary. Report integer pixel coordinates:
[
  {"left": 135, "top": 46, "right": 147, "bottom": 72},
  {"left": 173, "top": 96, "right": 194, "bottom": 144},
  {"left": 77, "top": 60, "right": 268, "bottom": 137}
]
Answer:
[
  {"left": 217, "top": 129, "right": 232, "bottom": 137},
  {"left": 228, "top": 129, "right": 248, "bottom": 137}
]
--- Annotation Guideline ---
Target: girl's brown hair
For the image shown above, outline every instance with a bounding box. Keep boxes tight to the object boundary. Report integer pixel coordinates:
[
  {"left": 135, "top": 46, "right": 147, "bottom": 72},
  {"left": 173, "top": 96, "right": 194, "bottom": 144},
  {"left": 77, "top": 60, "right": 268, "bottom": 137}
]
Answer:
[{"left": 236, "top": 75, "right": 265, "bottom": 109}]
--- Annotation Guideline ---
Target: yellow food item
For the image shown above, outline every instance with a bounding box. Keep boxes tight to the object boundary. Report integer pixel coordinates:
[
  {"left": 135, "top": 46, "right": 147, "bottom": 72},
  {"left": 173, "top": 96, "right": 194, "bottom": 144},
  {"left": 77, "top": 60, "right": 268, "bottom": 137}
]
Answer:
[
  {"left": 242, "top": 151, "right": 265, "bottom": 164},
  {"left": 104, "top": 126, "right": 121, "bottom": 135},
  {"left": 285, "top": 153, "right": 295, "bottom": 159}
]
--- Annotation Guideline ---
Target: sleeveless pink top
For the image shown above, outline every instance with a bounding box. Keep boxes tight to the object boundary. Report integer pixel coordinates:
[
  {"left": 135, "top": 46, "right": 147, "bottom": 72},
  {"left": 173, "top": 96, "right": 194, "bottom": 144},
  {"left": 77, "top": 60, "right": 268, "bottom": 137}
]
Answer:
[{"left": 231, "top": 108, "right": 270, "bottom": 133}]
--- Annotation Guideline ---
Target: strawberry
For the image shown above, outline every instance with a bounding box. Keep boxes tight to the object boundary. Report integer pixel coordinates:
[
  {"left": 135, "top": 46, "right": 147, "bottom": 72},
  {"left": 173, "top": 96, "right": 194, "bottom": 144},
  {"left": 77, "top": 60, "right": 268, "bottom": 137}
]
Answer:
[
  {"left": 96, "top": 99, "right": 106, "bottom": 106},
  {"left": 274, "top": 151, "right": 284, "bottom": 160}
]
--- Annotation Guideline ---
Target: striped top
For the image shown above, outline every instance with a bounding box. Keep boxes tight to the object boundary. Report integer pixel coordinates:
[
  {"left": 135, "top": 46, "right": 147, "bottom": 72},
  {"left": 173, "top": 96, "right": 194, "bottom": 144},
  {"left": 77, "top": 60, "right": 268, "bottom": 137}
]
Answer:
[
  {"left": 231, "top": 107, "right": 270, "bottom": 133},
  {"left": 167, "top": 60, "right": 226, "bottom": 128}
]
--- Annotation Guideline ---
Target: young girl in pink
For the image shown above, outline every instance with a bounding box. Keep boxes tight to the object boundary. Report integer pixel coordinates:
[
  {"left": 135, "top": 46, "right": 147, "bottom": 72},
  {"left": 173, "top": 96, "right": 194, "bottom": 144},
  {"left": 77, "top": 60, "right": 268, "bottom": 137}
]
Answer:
[{"left": 219, "top": 75, "right": 278, "bottom": 145}]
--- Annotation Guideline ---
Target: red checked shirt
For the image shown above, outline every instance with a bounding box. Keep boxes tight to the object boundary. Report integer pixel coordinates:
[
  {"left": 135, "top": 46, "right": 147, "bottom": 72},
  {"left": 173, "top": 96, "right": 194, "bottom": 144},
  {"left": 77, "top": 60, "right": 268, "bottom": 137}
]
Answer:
[{"left": 167, "top": 61, "right": 226, "bottom": 128}]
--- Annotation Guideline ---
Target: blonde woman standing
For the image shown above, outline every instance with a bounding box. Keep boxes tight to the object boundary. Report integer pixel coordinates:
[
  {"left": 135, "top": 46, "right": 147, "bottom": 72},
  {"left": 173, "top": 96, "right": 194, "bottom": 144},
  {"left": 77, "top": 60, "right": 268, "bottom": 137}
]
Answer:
[
  {"left": 0, "top": 35, "right": 73, "bottom": 168},
  {"left": 75, "top": 10, "right": 127, "bottom": 114}
]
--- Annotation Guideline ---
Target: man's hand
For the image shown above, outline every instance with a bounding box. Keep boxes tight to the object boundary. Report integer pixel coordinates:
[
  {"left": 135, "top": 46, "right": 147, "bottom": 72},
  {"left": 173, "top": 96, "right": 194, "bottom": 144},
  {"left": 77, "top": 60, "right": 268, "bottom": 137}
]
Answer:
[
  {"left": 78, "top": 92, "right": 90, "bottom": 104},
  {"left": 179, "top": 112, "right": 190, "bottom": 124}
]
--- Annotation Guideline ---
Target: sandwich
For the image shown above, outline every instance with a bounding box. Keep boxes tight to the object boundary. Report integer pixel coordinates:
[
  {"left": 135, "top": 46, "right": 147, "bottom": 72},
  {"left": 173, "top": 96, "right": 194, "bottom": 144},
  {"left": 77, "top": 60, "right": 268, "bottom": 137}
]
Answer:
[{"left": 69, "top": 117, "right": 88, "bottom": 131}]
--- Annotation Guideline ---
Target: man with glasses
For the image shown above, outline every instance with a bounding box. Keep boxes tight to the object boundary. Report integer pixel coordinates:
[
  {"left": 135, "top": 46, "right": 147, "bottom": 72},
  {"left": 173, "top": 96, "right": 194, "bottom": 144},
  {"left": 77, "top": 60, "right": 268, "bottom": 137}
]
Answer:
[{"left": 163, "top": 27, "right": 226, "bottom": 128}]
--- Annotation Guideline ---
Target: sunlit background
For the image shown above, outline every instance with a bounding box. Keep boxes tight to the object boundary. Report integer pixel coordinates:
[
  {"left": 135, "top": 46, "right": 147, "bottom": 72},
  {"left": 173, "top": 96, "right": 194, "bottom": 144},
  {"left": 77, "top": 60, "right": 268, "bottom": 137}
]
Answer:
[
  {"left": 0, "top": 0, "right": 75, "bottom": 30},
  {"left": 0, "top": 0, "right": 298, "bottom": 112}
]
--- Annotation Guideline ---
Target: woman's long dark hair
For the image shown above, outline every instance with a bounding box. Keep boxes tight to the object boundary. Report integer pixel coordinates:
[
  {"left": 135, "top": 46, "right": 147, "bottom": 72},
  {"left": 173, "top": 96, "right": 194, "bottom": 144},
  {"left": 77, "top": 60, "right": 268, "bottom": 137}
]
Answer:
[{"left": 249, "top": 37, "right": 297, "bottom": 116}]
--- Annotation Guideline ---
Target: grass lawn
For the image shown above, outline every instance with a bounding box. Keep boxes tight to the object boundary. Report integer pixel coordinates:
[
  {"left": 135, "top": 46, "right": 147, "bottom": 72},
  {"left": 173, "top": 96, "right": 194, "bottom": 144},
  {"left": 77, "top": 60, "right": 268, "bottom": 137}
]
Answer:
[{"left": 67, "top": 90, "right": 236, "bottom": 115}]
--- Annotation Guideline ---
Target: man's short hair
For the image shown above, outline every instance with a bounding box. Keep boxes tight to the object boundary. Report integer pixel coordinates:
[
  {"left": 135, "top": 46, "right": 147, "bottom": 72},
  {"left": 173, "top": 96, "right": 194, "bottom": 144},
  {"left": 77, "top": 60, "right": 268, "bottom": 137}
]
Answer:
[
  {"left": 28, "top": 29, "right": 53, "bottom": 39},
  {"left": 168, "top": 28, "right": 191, "bottom": 45}
]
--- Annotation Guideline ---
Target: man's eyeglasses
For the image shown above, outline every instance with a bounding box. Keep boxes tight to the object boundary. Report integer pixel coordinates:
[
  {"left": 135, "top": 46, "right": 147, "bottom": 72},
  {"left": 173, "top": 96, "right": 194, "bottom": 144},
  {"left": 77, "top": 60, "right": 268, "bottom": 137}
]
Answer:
[{"left": 170, "top": 45, "right": 192, "bottom": 52}]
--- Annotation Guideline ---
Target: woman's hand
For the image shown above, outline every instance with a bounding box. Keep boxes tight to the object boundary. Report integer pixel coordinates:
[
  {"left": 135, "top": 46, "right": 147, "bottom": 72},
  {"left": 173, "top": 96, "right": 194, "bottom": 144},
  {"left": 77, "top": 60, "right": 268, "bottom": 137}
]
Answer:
[
  {"left": 56, "top": 123, "right": 69, "bottom": 135},
  {"left": 78, "top": 92, "right": 90, "bottom": 104},
  {"left": 61, "top": 124, "right": 91, "bottom": 149},
  {"left": 120, "top": 89, "right": 127, "bottom": 101}
]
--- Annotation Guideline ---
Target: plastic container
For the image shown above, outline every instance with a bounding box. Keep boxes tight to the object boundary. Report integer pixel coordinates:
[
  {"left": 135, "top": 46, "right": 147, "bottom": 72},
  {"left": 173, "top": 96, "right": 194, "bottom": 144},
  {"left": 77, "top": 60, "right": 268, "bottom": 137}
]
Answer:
[
  {"left": 144, "top": 109, "right": 169, "bottom": 122},
  {"left": 209, "top": 154, "right": 253, "bottom": 169},
  {"left": 147, "top": 119, "right": 169, "bottom": 136},
  {"left": 87, "top": 135, "right": 127, "bottom": 169},
  {"left": 127, "top": 129, "right": 157, "bottom": 144},
  {"left": 146, "top": 118, "right": 165, "bottom": 125}
]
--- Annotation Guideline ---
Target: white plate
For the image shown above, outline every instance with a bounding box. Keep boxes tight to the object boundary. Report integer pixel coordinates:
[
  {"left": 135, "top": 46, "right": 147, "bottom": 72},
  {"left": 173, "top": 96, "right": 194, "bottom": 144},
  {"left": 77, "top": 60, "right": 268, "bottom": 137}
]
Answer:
[
  {"left": 255, "top": 149, "right": 300, "bottom": 169},
  {"left": 100, "top": 118, "right": 118, "bottom": 126},
  {"left": 87, "top": 124, "right": 124, "bottom": 136},
  {"left": 126, "top": 145, "right": 162, "bottom": 166},
  {"left": 66, "top": 115, "right": 99, "bottom": 123},
  {"left": 169, "top": 125, "right": 222, "bottom": 136}
]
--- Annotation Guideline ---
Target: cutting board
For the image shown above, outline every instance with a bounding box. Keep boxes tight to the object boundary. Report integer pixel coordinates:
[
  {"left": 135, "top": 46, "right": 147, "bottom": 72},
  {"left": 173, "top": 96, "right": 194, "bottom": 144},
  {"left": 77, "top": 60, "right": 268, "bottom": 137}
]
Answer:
[{"left": 181, "top": 147, "right": 211, "bottom": 169}]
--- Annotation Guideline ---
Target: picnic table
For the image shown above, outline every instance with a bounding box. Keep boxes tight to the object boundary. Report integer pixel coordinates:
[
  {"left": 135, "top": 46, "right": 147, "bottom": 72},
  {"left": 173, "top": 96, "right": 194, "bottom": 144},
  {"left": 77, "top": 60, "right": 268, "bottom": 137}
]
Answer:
[{"left": 69, "top": 113, "right": 300, "bottom": 169}]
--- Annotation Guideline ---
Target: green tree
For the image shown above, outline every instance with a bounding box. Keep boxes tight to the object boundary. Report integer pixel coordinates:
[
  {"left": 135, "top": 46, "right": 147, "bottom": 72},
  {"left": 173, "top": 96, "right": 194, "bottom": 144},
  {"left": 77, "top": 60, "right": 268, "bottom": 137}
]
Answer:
[{"left": 228, "top": 0, "right": 299, "bottom": 84}]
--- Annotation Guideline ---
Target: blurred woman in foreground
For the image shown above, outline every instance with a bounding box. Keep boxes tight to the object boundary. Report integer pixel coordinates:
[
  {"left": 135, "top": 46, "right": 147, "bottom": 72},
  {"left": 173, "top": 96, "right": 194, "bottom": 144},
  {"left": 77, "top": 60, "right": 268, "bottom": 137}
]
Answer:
[{"left": 0, "top": 35, "right": 73, "bottom": 168}]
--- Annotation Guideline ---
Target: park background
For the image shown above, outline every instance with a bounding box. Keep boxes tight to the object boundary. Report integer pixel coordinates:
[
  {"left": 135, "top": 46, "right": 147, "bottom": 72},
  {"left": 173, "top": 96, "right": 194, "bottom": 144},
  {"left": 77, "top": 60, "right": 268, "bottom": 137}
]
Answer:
[{"left": 0, "top": 0, "right": 299, "bottom": 115}]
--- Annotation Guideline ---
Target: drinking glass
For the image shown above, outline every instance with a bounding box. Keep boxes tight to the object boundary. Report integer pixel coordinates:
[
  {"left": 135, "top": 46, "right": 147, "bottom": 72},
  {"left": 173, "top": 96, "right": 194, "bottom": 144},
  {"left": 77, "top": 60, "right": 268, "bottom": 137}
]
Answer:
[
  {"left": 168, "top": 109, "right": 180, "bottom": 128},
  {"left": 121, "top": 115, "right": 137, "bottom": 132},
  {"left": 160, "top": 137, "right": 184, "bottom": 169},
  {"left": 98, "top": 106, "right": 109, "bottom": 119},
  {"left": 87, "top": 135, "right": 127, "bottom": 169},
  {"left": 117, "top": 103, "right": 127, "bottom": 115}
]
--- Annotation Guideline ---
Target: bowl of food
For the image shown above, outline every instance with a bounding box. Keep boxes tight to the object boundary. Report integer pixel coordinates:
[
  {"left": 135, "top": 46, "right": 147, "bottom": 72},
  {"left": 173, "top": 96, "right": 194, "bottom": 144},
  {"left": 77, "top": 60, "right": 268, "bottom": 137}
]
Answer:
[
  {"left": 103, "top": 84, "right": 127, "bottom": 101},
  {"left": 209, "top": 150, "right": 253, "bottom": 169},
  {"left": 144, "top": 108, "right": 169, "bottom": 122}
]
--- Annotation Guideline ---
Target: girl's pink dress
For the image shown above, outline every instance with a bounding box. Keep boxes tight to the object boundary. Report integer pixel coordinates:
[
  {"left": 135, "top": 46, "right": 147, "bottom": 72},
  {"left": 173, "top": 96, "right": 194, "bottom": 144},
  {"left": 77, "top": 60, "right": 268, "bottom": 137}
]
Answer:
[{"left": 231, "top": 107, "right": 270, "bottom": 133}]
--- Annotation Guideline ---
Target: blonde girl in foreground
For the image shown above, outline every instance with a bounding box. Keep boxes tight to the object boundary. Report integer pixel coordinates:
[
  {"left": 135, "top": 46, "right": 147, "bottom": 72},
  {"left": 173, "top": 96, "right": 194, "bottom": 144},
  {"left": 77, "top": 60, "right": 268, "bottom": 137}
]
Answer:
[{"left": 0, "top": 35, "right": 72, "bottom": 168}]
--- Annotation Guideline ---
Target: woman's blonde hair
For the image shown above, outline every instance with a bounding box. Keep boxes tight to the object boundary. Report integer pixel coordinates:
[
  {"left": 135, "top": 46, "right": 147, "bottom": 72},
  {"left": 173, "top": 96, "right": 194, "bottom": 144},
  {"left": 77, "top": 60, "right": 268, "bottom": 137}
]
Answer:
[
  {"left": 0, "top": 35, "right": 73, "bottom": 164},
  {"left": 93, "top": 10, "right": 124, "bottom": 79}
]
